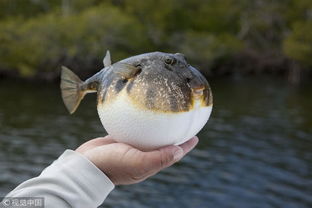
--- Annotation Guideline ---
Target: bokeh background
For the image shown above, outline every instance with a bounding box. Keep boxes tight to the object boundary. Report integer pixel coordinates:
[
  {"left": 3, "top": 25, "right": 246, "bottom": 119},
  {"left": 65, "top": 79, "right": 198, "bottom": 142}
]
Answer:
[
  {"left": 0, "top": 0, "right": 311, "bottom": 208},
  {"left": 0, "top": 0, "right": 312, "bottom": 82}
]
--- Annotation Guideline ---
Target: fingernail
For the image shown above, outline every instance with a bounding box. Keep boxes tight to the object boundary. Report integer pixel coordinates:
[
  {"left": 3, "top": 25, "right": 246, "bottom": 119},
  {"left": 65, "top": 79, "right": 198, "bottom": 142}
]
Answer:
[{"left": 173, "top": 147, "right": 184, "bottom": 161}]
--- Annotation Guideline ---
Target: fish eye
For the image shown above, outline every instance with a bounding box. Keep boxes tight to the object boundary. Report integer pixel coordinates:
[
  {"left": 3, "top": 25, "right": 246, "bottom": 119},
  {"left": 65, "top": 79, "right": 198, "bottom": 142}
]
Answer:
[{"left": 165, "top": 57, "right": 176, "bottom": 65}]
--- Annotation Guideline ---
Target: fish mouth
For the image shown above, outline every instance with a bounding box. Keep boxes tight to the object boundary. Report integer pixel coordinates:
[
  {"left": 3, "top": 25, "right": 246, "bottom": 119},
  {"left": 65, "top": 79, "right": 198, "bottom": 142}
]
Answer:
[{"left": 191, "top": 86, "right": 205, "bottom": 99}]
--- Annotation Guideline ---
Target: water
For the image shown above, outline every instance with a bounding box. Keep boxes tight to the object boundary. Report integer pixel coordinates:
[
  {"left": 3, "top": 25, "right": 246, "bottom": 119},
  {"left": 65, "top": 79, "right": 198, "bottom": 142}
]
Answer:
[{"left": 0, "top": 77, "right": 311, "bottom": 208}]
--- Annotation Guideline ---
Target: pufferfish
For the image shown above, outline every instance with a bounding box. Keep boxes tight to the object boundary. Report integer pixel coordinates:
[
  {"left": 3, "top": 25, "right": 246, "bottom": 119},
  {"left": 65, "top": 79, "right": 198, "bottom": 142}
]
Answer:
[{"left": 60, "top": 51, "right": 213, "bottom": 150}]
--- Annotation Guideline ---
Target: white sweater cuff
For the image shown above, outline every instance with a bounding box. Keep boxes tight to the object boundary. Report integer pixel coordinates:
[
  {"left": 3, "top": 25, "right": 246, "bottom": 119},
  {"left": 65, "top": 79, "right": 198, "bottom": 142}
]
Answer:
[{"left": 7, "top": 150, "right": 115, "bottom": 208}]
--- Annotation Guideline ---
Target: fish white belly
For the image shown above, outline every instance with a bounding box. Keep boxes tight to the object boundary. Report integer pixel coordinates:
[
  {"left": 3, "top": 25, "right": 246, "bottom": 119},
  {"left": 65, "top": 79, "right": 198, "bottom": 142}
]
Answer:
[{"left": 97, "top": 91, "right": 212, "bottom": 150}]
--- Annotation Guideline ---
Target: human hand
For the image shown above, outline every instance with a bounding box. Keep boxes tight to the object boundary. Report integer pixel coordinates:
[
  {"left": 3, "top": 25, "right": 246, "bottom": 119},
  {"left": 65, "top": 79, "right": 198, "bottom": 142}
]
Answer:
[{"left": 76, "top": 135, "right": 198, "bottom": 185}]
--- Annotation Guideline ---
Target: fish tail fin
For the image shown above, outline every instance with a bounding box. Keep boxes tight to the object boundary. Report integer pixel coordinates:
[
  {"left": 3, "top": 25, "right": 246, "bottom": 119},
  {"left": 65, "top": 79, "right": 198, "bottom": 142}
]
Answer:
[{"left": 60, "top": 66, "right": 85, "bottom": 114}]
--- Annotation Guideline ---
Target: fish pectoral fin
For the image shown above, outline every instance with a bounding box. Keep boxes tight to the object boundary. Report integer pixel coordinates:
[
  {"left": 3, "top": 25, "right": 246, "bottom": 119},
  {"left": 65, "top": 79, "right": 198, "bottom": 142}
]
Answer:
[
  {"left": 112, "top": 63, "right": 142, "bottom": 80},
  {"left": 103, "top": 50, "right": 111, "bottom": 67},
  {"left": 60, "top": 66, "right": 85, "bottom": 114}
]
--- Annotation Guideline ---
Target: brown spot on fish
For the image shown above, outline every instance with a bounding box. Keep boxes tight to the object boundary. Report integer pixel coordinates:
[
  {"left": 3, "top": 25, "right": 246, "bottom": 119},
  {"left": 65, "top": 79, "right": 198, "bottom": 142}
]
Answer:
[
  {"left": 145, "top": 88, "right": 157, "bottom": 109},
  {"left": 168, "top": 95, "right": 179, "bottom": 112},
  {"left": 126, "top": 79, "right": 135, "bottom": 93},
  {"left": 115, "top": 79, "right": 127, "bottom": 93}
]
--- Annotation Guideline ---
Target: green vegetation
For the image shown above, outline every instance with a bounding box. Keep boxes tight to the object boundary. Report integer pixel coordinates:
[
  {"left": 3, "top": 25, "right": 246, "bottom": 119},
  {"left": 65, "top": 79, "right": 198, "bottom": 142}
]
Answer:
[{"left": 0, "top": 0, "right": 311, "bottom": 81}]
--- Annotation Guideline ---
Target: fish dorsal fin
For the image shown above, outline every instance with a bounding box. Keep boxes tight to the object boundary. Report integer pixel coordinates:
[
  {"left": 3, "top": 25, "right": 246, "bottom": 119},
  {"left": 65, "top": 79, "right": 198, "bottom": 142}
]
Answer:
[
  {"left": 103, "top": 50, "right": 111, "bottom": 67},
  {"left": 112, "top": 63, "right": 142, "bottom": 79}
]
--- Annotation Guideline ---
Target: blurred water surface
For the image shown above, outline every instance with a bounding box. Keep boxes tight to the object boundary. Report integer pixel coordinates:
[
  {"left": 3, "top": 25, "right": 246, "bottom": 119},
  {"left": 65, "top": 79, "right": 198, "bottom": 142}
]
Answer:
[{"left": 0, "top": 77, "right": 311, "bottom": 208}]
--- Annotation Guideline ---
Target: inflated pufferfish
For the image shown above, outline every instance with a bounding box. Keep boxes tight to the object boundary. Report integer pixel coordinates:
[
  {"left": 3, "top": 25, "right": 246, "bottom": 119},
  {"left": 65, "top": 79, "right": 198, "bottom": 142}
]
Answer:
[{"left": 61, "top": 51, "right": 213, "bottom": 150}]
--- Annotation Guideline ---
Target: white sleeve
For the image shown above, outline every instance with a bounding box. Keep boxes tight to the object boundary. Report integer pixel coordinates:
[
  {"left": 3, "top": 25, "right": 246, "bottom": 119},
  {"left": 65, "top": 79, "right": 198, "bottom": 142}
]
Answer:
[{"left": 6, "top": 150, "right": 115, "bottom": 208}]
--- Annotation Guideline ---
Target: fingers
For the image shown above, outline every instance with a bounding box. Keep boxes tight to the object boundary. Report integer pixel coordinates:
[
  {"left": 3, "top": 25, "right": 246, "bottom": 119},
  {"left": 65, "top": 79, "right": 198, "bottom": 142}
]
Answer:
[
  {"left": 77, "top": 136, "right": 199, "bottom": 185},
  {"left": 142, "top": 136, "right": 199, "bottom": 172},
  {"left": 76, "top": 135, "right": 117, "bottom": 153}
]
